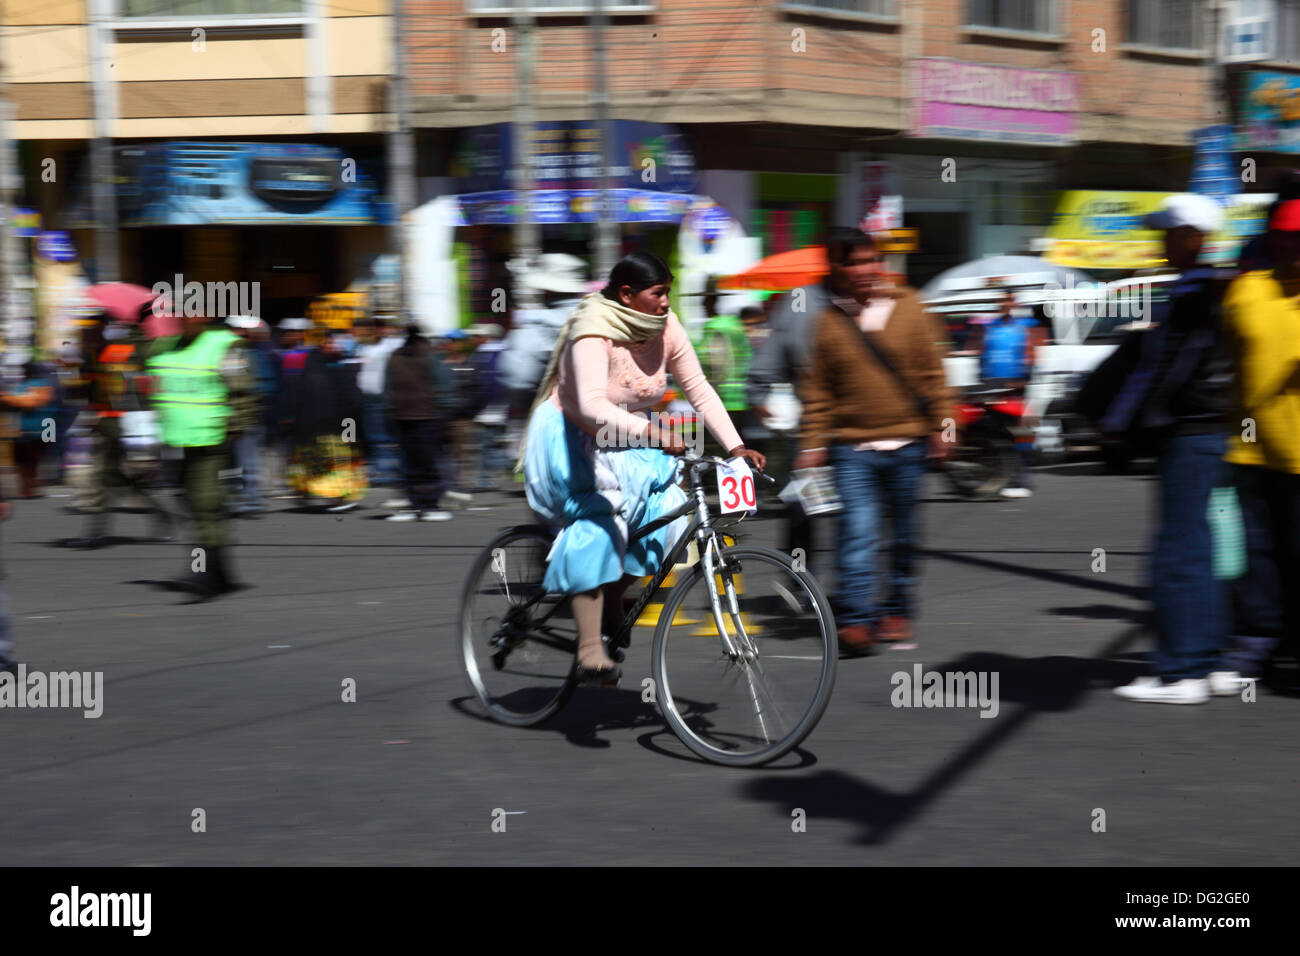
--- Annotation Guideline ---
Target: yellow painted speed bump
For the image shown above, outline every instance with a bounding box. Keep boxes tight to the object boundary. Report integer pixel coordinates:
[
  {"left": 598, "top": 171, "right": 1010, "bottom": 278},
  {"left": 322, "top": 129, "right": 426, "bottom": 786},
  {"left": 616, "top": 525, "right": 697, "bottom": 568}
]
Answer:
[
  {"left": 633, "top": 564, "right": 700, "bottom": 627},
  {"left": 630, "top": 535, "right": 740, "bottom": 628}
]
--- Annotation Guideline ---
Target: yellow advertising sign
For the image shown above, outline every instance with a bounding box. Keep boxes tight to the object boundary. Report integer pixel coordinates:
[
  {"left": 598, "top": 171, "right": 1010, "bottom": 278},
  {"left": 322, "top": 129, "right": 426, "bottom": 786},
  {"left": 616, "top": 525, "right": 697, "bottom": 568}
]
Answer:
[
  {"left": 877, "top": 227, "right": 919, "bottom": 253},
  {"left": 307, "top": 291, "right": 368, "bottom": 329},
  {"left": 1044, "top": 191, "right": 1271, "bottom": 270}
]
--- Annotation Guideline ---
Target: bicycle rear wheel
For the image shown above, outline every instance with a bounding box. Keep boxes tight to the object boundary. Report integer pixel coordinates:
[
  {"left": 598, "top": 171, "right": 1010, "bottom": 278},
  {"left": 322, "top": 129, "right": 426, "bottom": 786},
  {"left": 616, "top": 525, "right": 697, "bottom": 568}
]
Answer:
[
  {"left": 459, "top": 525, "right": 577, "bottom": 726},
  {"left": 651, "top": 545, "right": 837, "bottom": 767}
]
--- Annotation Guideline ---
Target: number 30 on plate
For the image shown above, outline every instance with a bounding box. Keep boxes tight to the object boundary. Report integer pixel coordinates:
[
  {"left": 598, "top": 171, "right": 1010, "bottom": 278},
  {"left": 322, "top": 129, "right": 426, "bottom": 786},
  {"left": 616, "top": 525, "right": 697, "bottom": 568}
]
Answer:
[{"left": 716, "top": 457, "right": 758, "bottom": 515}]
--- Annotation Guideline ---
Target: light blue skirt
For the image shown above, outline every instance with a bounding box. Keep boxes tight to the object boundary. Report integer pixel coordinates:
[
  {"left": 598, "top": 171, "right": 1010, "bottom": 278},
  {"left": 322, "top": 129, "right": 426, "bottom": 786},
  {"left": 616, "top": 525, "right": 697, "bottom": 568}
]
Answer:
[{"left": 524, "top": 401, "right": 689, "bottom": 595}]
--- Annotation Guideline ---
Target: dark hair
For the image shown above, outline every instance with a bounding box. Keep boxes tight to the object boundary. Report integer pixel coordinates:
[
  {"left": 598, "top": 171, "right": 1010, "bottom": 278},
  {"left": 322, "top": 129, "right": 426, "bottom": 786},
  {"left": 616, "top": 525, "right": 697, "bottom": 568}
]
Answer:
[
  {"left": 739, "top": 305, "right": 765, "bottom": 320},
  {"left": 603, "top": 251, "right": 673, "bottom": 301},
  {"left": 823, "top": 226, "right": 877, "bottom": 266}
]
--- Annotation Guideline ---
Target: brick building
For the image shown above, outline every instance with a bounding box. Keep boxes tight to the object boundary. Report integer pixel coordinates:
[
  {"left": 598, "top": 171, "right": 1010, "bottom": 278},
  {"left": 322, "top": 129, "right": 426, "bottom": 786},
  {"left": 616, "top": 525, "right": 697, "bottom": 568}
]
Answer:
[
  {"left": 2, "top": 0, "right": 395, "bottom": 327},
  {"left": 406, "top": 0, "right": 1227, "bottom": 290}
]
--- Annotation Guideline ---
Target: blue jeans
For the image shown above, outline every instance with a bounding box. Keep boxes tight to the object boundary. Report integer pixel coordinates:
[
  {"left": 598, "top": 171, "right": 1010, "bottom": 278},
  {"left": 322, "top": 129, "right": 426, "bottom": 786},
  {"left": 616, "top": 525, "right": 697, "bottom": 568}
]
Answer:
[
  {"left": 1151, "top": 432, "right": 1228, "bottom": 680},
  {"left": 364, "top": 397, "right": 402, "bottom": 486},
  {"left": 829, "top": 441, "right": 928, "bottom": 627},
  {"left": 234, "top": 424, "right": 265, "bottom": 509}
]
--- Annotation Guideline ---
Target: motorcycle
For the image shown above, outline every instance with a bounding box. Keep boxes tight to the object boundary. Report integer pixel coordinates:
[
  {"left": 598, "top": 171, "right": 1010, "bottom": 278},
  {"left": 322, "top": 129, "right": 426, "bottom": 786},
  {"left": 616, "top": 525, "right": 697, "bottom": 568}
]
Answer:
[{"left": 941, "top": 385, "right": 1027, "bottom": 500}]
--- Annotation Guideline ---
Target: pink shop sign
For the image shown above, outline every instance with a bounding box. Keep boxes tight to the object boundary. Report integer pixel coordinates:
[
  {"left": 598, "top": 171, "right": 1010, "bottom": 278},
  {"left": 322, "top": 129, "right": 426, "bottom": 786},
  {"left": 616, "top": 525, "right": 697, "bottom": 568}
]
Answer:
[{"left": 911, "top": 59, "right": 1080, "bottom": 146}]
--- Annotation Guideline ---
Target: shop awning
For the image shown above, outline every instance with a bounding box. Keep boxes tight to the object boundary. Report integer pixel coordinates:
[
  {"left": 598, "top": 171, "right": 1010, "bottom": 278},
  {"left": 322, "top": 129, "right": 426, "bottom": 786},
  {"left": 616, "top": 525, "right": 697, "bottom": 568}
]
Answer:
[
  {"left": 1043, "top": 191, "right": 1273, "bottom": 271},
  {"left": 455, "top": 189, "right": 701, "bottom": 226}
]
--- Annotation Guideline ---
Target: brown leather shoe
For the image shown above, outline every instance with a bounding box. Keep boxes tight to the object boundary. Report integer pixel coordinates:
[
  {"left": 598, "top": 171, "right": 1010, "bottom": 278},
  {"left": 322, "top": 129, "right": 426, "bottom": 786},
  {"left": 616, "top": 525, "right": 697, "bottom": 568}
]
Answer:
[
  {"left": 837, "top": 623, "right": 874, "bottom": 656},
  {"left": 877, "top": 616, "right": 913, "bottom": 643}
]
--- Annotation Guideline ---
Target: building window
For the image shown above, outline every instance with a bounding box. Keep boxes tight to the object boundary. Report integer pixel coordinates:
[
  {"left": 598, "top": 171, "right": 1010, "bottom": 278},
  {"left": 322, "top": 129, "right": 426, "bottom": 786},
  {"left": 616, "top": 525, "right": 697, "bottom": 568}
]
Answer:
[
  {"left": 1126, "top": 0, "right": 1202, "bottom": 50},
  {"left": 780, "top": 0, "right": 896, "bottom": 16},
  {"left": 464, "top": 0, "right": 653, "bottom": 12},
  {"left": 967, "top": 0, "right": 1054, "bottom": 34},
  {"left": 1278, "top": 0, "right": 1300, "bottom": 61},
  {"left": 118, "top": 0, "right": 304, "bottom": 15}
]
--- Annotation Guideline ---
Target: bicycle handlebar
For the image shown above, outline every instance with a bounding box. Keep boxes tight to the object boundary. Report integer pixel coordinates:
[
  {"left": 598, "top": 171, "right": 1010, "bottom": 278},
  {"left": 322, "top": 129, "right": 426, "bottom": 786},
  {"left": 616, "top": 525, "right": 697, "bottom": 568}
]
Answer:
[{"left": 678, "top": 453, "right": 776, "bottom": 484}]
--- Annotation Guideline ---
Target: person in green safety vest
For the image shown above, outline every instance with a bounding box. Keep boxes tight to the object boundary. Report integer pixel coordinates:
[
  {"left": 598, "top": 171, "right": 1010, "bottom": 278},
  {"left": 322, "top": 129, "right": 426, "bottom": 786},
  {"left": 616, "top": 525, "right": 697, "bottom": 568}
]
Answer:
[
  {"left": 146, "top": 309, "right": 259, "bottom": 601},
  {"left": 691, "top": 277, "right": 754, "bottom": 414}
]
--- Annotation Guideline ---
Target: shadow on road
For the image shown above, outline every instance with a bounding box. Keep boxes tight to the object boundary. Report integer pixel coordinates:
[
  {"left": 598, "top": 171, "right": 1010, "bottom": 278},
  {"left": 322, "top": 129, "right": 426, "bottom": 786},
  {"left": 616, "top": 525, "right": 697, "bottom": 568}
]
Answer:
[
  {"left": 1048, "top": 603, "right": 1150, "bottom": 624},
  {"left": 741, "top": 626, "right": 1147, "bottom": 845},
  {"left": 924, "top": 548, "right": 1146, "bottom": 600},
  {"left": 450, "top": 690, "right": 819, "bottom": 769}
]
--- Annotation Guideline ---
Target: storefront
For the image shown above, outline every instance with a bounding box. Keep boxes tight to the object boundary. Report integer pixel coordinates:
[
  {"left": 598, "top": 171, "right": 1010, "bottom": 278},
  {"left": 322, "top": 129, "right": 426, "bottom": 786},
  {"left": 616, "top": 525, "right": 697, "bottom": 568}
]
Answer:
[
  {"left": 1043, "top": 190, "right": 1273, "bottom": 275},
  {"left": 416, "top": 120, "right": 755, "bottom": 332},
  {"left": 879, "top": 58, "right": 1082, "bottom": 287},
  {"left": 63, "top": 141, "right": 392, "bottom": 326}
]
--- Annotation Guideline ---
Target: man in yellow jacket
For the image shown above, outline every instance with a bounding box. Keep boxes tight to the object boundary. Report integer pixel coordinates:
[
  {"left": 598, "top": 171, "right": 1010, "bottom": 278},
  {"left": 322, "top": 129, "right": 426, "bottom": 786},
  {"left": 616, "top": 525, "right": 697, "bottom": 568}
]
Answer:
[{"left": 1217, "top": 198, "right": 1300, "bottom": 690}]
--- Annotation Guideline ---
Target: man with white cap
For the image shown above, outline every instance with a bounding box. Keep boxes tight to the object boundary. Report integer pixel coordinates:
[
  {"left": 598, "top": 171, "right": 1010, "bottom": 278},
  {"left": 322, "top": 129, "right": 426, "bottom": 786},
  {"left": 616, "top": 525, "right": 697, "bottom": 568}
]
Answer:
[
  {"left": 1105, "top": 194, "right": 1235, "bottom": 704},
  {"left": 500, "top": 254, "right": 591, "bottom": 451}
]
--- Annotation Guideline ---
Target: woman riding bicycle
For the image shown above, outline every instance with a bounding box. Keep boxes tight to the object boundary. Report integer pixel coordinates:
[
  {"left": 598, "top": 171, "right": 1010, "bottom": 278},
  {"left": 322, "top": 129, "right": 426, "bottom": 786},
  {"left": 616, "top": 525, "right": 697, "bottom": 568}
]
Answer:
[{"left": 522, "top": 252, "right": 766, "bottom": 684}]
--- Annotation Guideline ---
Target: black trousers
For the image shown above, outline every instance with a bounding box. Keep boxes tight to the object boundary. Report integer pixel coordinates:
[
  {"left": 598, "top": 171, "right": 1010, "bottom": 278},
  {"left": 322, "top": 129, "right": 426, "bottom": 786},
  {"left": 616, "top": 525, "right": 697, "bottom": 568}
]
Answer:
[
  {"left": 395, "top": 418, "right": 447, "bottom": 512},
  {"left": 1225, "top": 464, "right": 1300, "bottom": 673}
]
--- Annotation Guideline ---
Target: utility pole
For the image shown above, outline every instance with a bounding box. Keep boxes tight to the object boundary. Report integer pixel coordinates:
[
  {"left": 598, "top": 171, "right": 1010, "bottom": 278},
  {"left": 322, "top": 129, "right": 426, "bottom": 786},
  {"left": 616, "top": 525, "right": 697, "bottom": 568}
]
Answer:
[
  {"left": 89, "top": 0, "right": 119, "bottom": 283},
  {"left": 591, "top": 0, "right": 618, "bottom": 279},
  {"left": 0, "top": 99, "right": 19, "bottom": 347},
  {"left": 389, "top": 0, "right": 416, "bottom": 316},
  {"left": 512, "top": 0, "right": 540, "bottom": 310}
]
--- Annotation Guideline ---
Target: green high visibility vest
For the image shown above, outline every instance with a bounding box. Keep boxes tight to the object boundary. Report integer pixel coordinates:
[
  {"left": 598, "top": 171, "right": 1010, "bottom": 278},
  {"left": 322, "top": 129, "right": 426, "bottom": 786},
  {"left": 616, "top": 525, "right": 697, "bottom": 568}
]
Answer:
[
  {"left": 697, "top": 314, "right": 753, "bottom": 412},
  {"left": 147, "top": 328, "right": 240, "bottom": 447}
]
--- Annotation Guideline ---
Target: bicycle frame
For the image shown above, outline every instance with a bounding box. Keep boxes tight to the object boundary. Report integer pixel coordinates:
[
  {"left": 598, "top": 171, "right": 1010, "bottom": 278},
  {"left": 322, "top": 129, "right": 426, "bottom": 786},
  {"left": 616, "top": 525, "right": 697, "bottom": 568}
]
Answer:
[
  {"left": 613, "top": 458, "right": 750, "bottom": 657},
  {"left": 500, "top": 456, "right": 758, "bottom": 658}
]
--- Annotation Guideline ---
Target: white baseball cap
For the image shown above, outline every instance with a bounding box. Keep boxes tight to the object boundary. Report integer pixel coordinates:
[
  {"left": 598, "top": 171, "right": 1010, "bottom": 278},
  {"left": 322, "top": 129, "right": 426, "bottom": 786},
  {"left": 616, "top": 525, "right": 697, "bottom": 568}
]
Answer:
[{"left": 1144, "top": 194, "right": 1224, "bottom": 234}]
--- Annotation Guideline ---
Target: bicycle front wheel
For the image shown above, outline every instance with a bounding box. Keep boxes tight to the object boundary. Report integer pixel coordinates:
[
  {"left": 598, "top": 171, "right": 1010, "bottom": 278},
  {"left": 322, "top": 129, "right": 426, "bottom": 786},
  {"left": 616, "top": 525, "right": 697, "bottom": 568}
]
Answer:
[
  {"left": 459, "top": 525, "right": 578, "bottom": 726},
  {"left": 651, "top": 545, "right": 837, "bottom": 767}
]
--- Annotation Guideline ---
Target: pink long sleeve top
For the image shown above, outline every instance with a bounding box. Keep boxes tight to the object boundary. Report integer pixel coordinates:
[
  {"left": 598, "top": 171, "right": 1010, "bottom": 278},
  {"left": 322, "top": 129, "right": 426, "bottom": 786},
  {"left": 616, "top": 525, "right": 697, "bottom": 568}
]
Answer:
[{"left": 549, "top": 312, "right": 744, "bottom": 453}]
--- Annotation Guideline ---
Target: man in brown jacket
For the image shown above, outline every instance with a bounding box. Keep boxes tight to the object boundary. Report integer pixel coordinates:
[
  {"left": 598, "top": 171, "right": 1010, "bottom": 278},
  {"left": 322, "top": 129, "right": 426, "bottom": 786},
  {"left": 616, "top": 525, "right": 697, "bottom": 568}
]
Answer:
[{"left": 795, "top": 228, "right": 954, "bottom": 654}]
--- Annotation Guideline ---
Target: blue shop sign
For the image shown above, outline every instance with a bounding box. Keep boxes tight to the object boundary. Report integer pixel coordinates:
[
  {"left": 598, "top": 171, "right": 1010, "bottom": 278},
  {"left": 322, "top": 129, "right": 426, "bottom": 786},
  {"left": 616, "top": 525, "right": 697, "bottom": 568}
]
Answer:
[
  {"left": 452, "top": 121, "right": 696, "bottom": 196},
  {"left": 457, "top": 188, "right": 695, "bottom": 226},
  {"left": 37, "top": 230, "right": 77, "bottom": 262},
  {"left": 113, "top": 142, "right": 391, "bottom": 226}
]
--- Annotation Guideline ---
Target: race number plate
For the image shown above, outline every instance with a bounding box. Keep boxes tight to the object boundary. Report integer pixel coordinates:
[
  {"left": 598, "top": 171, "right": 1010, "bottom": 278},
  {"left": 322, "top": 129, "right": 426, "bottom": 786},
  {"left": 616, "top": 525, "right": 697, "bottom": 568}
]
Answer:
[{"left": 716, "top": 457, "right": 758, "bottom": 515}]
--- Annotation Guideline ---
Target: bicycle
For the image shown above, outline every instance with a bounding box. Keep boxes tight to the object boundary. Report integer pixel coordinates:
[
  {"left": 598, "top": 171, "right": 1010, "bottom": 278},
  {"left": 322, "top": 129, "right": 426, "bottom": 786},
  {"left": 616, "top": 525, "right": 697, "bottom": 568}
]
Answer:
[{"left": 458, "top": 453, "right": 838, "bottom": 767}]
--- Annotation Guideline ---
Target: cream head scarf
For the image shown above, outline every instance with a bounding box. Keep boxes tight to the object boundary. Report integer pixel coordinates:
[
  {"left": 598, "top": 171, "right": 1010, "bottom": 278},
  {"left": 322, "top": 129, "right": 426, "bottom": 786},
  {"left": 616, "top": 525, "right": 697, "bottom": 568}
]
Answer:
[{"left": 516, "top": 292, "right": 674, "bottom": 470}]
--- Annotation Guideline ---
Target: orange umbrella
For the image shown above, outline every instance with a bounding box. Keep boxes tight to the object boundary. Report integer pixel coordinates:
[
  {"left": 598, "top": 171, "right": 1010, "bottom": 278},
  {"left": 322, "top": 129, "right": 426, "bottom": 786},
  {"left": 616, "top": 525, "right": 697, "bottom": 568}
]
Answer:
[{"left": 717, "top": 247, "right": 829, "bottom": 291}]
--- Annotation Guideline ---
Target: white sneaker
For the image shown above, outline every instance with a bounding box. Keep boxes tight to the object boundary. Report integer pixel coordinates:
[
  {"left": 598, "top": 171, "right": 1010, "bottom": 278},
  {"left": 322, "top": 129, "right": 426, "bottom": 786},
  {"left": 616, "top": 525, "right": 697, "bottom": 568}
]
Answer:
[
  {"left": 1208, "top": 670, "right": 1254, "bottom": 696},
  {"left": 326, "top": 501, "right": 358, "bottom": 513},
  {"left": 440, "top": 491, "right": 472, "bottom": 510},
  {"left": 999, "top": 487, "right": 1033, "bottom": 499},
  {"left": 382, "top": 497, "right": 411, "bottom": 510},
  {"left": 420, "top": 510, "right": 453, "bottom": 522},
  {"left": 385, "top": 511, "right": 419, "bottom": 522},
  {"left": 1113, "top": 675, "right": 1210, "bottom": 704}
]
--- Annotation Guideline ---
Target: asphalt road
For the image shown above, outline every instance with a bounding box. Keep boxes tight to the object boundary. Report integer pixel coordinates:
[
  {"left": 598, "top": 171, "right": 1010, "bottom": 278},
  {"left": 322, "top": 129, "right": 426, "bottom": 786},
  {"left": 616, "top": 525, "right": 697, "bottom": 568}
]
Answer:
[{"left": 1, "top": 463, "right": 1295, "bottom": 866}]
